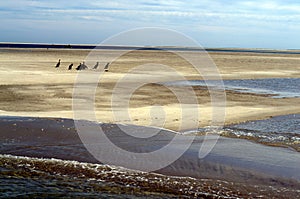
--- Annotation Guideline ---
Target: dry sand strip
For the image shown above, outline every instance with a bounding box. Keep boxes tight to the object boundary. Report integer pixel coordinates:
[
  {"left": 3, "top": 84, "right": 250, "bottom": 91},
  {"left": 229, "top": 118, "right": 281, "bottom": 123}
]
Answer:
[
  {"left": 0, "top": 48, "right": 299, "bottom": 130},
  {"left": 1, "top": 116, "right": 300, "bottom": 198}
]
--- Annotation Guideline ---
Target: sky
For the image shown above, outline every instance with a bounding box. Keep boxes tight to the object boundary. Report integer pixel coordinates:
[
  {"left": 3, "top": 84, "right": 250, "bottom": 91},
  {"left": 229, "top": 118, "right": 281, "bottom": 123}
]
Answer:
[{"left": 1, "top": 0, "right": 300, "bottom": 49}]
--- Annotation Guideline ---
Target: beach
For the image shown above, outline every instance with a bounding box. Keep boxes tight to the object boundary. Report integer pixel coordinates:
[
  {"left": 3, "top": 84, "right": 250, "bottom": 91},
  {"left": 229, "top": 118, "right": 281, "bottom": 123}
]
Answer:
[
  {"left": 0, "top": 48, "right": 299, "bottom": 129},
  {"left": 1, "top": 47, "right": 300, "bottom": 198}
]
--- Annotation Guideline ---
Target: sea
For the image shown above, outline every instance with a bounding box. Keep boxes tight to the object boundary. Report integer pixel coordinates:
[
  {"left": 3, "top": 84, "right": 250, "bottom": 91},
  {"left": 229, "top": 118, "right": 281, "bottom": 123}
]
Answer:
[{"left": 163, "top": 78, "right": 300, "bottom": 98}]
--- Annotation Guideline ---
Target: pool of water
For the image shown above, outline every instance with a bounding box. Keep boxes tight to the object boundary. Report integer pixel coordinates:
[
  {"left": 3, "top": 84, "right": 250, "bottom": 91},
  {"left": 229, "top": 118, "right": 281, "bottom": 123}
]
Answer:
[
  {"left": 229, "top": 114, "right": 300, "bottom": 134},
  {"left": 223, "top": 114, "right": 300, "bottom": 150},
  {"left": 163, "top": 78, "right": 300, "bottom": 98}
]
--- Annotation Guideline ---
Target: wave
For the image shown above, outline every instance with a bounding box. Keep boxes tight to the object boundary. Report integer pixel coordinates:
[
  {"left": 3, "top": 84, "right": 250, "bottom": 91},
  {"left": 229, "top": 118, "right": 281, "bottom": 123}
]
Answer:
[
  {"left": 1, "top": 154, "right": 300, "bottom": 198},
  {"left": 223, "top": 114, "right": 300, "bottom": 151}
]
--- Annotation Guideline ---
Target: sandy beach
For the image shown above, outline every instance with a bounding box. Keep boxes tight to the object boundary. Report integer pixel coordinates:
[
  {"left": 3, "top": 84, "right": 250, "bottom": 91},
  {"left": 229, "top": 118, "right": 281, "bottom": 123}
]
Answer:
[
  {"left": 2, "top": 0, "right": 300, "bottom": 197},
  {"left": 0, "top": 48, "right": 299, "bottom": 131},
  {"left": 0, "top": 47, "right": 299, "bottom": 198}
]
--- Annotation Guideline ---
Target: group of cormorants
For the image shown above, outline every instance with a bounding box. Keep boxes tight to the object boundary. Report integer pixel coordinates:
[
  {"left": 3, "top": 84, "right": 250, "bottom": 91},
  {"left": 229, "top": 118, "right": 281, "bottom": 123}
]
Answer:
[{"left": 55, "top": 59, "right": 109, "bottom": 71}]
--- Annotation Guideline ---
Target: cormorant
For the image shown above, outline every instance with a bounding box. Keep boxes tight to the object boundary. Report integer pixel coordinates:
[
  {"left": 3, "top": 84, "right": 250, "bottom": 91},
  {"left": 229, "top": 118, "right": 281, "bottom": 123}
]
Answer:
[
  {"left": 81, "top": 61, "right": 88, "bottom": 70},
  {"left": 76, "top": 62, "right": 88, "bottom": 70},
  {"left": 76, "top": 63, "right": 82, "bottom": 70},
  {"left": 104, "top": 62, "right": 110, "bottom": 72},
  {"left": 68, "top": 63, "right": 73, "bottom": 70},
  {"left": 55, "top": 59, "right": 61, "bottom": 68},
  {"left": 93, "top": 62, "right": 99, "bottom": 69}
]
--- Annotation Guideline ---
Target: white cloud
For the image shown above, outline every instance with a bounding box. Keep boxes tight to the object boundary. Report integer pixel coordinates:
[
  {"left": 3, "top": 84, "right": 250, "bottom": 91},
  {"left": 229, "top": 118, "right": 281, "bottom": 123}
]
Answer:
[
  {"left": 1, "top": 0, "right": 300, "bottom": 48},
  {"left": 239, "top": 0, "right": 300, "bottom": 12}
]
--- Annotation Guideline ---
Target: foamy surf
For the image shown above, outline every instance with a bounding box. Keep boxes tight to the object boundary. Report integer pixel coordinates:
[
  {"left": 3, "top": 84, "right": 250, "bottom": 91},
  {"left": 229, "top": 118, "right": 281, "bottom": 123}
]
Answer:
[{"left": 1, "top": 154, "right": 299, "bottom": 198}]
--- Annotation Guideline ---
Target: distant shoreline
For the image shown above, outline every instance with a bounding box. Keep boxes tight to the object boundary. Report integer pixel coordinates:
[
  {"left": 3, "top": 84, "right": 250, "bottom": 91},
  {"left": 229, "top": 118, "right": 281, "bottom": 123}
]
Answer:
[{"left": 1, "top": 42, "right": 300, "bottom": 54}]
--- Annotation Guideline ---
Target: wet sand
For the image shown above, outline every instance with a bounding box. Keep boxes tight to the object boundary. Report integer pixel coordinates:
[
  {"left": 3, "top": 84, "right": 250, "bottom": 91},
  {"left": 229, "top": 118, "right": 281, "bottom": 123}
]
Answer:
[{"left": 0, "top": 48, "right": 299, "bottom": 131}]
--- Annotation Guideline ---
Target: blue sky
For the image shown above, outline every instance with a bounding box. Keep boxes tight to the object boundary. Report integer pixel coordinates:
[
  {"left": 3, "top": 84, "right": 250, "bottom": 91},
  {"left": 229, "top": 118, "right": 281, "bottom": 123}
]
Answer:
[{"left": 1, "top": 0, "right": 300, "bottom": 49}]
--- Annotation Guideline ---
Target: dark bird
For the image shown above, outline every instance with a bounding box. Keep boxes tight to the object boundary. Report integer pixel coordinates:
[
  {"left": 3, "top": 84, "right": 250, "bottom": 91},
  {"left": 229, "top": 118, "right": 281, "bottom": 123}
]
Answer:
[
  {"left": 76, "top": 62, "right": 88, "bottom": 70},
  {"left": 93, "top": 62, "right": 99, "bottom": 69},
  {"left": 68, "top": 63, "right": 73, "bottom": 70},
  {"left": 76, "top": 63, "right": 82, "bottom": 70},
  {"left": 55, "top": 59, "right": 61, "bottom": 68},
  {"left": 81, "top": 61, "right": 88, "bottom": 70},
  {"left": 104, "top": 62, "right": 110, "bottom": 72}
]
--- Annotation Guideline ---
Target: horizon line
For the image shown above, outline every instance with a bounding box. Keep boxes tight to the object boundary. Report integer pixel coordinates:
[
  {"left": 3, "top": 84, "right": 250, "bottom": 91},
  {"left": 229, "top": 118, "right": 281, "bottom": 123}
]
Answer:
[{"left": 0, "top": 42, "right": 300, "bottom": 54}]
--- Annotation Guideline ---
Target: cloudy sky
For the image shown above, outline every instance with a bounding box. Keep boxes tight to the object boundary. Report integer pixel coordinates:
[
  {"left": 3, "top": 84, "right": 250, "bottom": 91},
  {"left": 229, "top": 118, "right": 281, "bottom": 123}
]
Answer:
[{"left": 1, "top": 0, "right": 300, "bottom": 49}]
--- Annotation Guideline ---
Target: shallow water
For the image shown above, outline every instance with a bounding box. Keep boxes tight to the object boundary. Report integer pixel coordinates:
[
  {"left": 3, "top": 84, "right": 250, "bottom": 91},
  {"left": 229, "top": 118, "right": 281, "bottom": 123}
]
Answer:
[
  {"left": 2, "top": 154, "right": 300, "bottom": 199},
  {"left": 0, "top": 155, "right": 181, "bottom": 199},
  {"left": 163, "top": 78, "right": 300, "bottom": 98},
  {"left": 222, "top": 114, "right": 300, "bottom": 151},
  {"left": 229, "top": 114, "right": 300, "bottom": 134},
  {"left": 189, "top": 114, "right": 300, "bottom": 151},
  {"left": 1, "top": 116, "right": 300, "bottom": 198}
]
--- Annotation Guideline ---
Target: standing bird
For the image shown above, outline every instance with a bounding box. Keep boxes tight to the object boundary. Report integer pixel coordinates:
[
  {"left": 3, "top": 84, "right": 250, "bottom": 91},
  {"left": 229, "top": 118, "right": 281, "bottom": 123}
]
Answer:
[
  {"left": 93, "top": 62, "right": 99, "bottom": 69},
  {"left": 76, "top": 62, "right": 88, "bottom": 70},
  {"left": 104, "top": 62, "right": 110, "bottom": 72},
  {"left": 55, "top": 59, "right": 61, "bottom": 68},
  {"left": 81, "top": 61, "right": 88, "bottom": 70},
  {"left": 68, "top": 63, "right": 73, "bottom": 70},
  {"left": 76, "top": 63, "right": 82, "bottom": 70}
]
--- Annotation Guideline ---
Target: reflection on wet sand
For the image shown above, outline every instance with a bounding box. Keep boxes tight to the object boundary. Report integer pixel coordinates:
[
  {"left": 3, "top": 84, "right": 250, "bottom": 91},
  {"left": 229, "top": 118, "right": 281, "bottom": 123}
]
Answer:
[{"left": 1, "top": 116, "right": 300, "bottom": 198}]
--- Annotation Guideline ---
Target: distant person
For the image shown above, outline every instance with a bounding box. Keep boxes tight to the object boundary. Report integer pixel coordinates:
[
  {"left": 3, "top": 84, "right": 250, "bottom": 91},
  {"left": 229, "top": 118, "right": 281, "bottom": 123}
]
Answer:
[
  {"left": 93, "top": 62, "right": 99, "bottom": 69},
  {"left": 55, "top": 59, "right": 61, "bottom": 68},
  {"left": 68, "top": 63, "right": 73, "bottom": 70}
]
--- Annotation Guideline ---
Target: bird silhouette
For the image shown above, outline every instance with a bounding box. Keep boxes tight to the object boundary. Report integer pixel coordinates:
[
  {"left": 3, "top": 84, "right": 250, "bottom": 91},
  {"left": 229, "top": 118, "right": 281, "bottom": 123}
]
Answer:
[
  {"left": 81, "top": 61, "right": 88, "bottom": 70},
  {"left": 76, "top": 62, "right": 88, "bottom": 70},
  {"left": 68, "top": 63, "right": 73, "bottom": 70},
  {"left": 55, "top": 59, "right": 61, "bottom": 68},
  {"left": 104, "top": 62, "right": 110, "bottom": 72},
  {"left": 93, "top": 62, "right": 99, "bottom": 69},
  {"left": 76, "top": 63, "right": 82, "bottom": 70}
]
